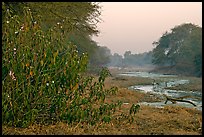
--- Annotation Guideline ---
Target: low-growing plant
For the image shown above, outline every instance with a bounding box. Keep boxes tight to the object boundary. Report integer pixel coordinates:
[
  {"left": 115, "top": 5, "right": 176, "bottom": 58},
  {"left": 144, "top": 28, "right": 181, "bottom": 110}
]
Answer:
[{"left": 2, "top": 6, "right": 140, "bottom": 128}]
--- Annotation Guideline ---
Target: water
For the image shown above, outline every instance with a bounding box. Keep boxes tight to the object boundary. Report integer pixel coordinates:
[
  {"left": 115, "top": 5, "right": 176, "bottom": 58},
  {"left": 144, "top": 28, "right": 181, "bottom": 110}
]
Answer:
[
  {"left": 119, "top": 71, "right": 177, "bottom": 78},
  {"left": 120, "top": 71, "right": 202, "bottom": 111},
  {"left": 138, "top": 101, "right": 202, "bottom": 111}
]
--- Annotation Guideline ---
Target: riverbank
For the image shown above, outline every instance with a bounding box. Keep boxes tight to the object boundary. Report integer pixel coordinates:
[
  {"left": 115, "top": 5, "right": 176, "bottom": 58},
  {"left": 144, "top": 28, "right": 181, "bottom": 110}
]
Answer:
[
  {"left": 2, "top": 70, "right": 202, "bottom": 135},
  {"left": 104, "top": 74, "right": 202, "bottom": 135}
]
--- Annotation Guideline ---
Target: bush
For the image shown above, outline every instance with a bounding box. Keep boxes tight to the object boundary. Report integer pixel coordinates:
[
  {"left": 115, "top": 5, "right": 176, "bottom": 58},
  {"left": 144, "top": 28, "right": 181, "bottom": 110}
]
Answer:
[{"left": 2, "top": 6, "right": 139, "bottom": 128}]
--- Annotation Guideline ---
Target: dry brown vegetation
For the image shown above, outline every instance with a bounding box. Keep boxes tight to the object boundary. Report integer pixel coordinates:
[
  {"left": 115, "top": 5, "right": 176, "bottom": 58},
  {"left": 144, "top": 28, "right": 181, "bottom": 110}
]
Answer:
[{"left": 2, "top": 69, "right": 202, "bottom": 135}]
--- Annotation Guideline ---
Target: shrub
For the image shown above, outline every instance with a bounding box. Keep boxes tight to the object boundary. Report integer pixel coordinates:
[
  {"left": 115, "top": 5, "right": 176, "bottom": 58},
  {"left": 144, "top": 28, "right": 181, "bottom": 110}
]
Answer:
[{"left": 2, "top": 6, "right": 140, "bottom": 128}]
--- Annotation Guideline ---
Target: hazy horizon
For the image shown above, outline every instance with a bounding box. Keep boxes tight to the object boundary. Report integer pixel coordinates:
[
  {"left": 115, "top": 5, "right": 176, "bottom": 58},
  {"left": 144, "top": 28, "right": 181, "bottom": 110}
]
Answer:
[{"left": 92, "top": 2, "right": 202, "bottom": 56}]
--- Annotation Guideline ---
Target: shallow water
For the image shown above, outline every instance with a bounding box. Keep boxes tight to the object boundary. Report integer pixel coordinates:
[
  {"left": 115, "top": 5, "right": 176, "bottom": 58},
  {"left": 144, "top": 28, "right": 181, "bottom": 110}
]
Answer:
[
  {"left": 119, "top": 71, "right": 177, "bottom": 78},
  {"left": 120, "top": 71, "right": 202, "bottom": 111},
  {"left": 138, "top": 101, "right": 202, "bottom": 111}
]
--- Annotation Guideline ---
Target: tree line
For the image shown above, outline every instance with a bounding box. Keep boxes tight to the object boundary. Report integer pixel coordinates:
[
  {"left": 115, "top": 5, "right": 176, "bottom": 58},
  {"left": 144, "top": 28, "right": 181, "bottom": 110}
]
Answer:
[
  {"left": 107, "top": 51, "right": 153, "bottom": 68},
  {"left": 106, "top": 23, "right": 202, "bottom": 77}
]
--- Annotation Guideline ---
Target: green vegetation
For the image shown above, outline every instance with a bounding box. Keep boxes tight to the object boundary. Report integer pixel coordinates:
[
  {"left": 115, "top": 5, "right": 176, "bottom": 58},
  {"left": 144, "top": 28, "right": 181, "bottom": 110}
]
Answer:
[
  {"left": 2, "top": 2, "right": 111, "bottom": 71},
  {"left": 2, "top": 2, "right": 139, "bottom": 128},
  {"left": 152, "top": 23, "right": 202, "bottom": 77}
]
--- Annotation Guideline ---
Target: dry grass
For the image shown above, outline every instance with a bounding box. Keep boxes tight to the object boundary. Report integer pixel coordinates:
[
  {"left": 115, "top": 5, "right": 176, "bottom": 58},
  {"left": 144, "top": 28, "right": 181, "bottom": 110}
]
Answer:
[
  {"left": 3, "top": 104, "right": 201, "bottom": 135},
  {"left": 104, "top": 76, "right": 153, "bottom": 88},
  {"left": 2, "top": 72, "right": 202, "bottom": 135},
  {"left": 134, "top": 105, "right": 202, "bottom": 135}
]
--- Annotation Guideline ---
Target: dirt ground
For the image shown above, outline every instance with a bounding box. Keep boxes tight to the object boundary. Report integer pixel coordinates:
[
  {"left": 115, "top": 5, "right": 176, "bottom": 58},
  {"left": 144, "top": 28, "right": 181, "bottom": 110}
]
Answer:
[{"left": 2, "top": 68, "right": 202, "bottom": 135}]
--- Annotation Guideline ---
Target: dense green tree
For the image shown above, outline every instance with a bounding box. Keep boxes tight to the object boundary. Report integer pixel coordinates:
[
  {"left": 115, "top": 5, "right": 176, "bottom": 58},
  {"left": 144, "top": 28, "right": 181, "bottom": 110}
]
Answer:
[
  {"left": 3, "top": 6, "right": 138, "bottom": 127},
  {"left": 2, "top": 2, "right": 101, "bottom": 35},
  {"left": 152, "top": 32, "right": 172, "bottom": 66},
  {"left": 2, "top": 2, "right": 111, "bottom": 70},
  {"left": 194, "top": 54, "right": 202, "bottom": 77},
  {"left": 152, "top": 23, "right": 202, "bottom": 77}
]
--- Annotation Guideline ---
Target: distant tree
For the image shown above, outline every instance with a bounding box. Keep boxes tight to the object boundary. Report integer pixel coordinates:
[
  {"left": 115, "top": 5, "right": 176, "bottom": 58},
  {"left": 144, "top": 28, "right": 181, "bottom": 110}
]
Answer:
[
  {"left": 124, "top": 51, "right": 131, "bottom": 58},
  {"left": 122, "top": 50, "right": 153, "bottom": 67},
  {"left": 152, "top": 23, "right": 202, "bottom": 77},
  {"left": 108, "top": 53, "right": 123, "bottom": 67},
  {"left": 123, "top": 51, "right": 133, "bottom": 66}
]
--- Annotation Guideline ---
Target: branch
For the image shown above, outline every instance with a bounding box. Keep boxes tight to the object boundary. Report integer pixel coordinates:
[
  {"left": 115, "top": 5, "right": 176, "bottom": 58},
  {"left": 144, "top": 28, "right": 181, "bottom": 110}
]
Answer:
[{"left": 163, "top": 94, "right": 197, "bottom": 107}]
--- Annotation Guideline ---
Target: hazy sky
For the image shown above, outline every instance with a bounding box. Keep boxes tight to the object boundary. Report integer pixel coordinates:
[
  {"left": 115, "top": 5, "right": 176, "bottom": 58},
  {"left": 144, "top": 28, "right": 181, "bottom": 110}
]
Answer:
[{"left": 92, "top": 2, "right": 202, "bottom": 56}]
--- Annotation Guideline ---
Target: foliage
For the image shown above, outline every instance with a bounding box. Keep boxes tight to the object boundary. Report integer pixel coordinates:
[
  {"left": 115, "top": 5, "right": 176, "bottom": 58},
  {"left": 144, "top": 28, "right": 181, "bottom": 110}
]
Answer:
[
  {"left": 67, "top": 32, "right": 111, "bottom": 71},
  {"left": 3, "top": 2, "right": 101, "bottom": 35},
  {"left": 2, "top": 2, "right": 111, "bottom": 69},
  {"left": 130, "top": 104, "right": 140, "bottom": 115},
  {"left": 152, "top": 23, "right": 202, "bottom": 77},
  {"left": 2, "top": 4, "right": 139, "bottom": 128}
]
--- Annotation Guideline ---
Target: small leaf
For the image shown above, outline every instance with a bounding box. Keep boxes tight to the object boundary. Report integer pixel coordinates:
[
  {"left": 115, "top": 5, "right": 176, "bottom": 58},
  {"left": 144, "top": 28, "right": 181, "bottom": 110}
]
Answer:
[{"left": 40, "top": 60, "right": 43, "bottom": 66}]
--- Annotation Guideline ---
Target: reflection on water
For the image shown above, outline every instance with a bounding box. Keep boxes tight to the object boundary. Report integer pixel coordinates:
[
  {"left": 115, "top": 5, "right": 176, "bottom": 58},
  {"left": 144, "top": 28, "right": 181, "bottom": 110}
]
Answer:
[{"left": 120, "top": 71, "right": 202, "bottom": 111}]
